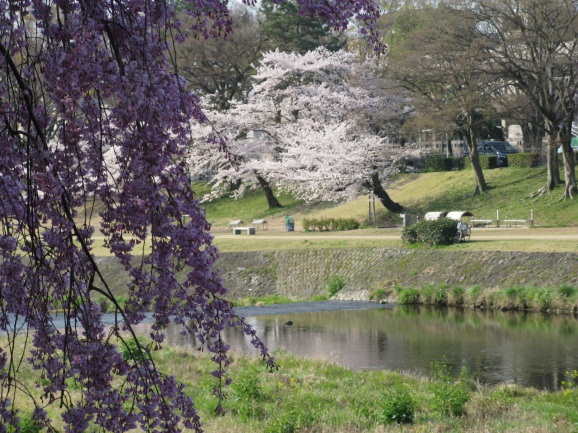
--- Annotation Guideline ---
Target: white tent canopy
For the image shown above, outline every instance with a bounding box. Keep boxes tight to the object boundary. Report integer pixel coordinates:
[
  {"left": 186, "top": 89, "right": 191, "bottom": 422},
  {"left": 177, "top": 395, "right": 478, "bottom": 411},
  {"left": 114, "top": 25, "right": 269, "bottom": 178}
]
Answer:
[
  {"left": 424, "top": 211, "right": 448, "bottom": 221},
  {"left": 446, "top": 211, "right": 474, "bottom": 221}
]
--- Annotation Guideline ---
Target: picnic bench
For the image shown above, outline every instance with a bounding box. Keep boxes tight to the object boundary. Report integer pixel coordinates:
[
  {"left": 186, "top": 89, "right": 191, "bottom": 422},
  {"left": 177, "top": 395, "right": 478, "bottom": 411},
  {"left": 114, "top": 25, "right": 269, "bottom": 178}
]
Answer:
[
  {"left": 470, "top": 210, "right": 500, "bottom": 228},
  {"left": 504, "top": 219, "right": 534, "bottom": 228},
  {"left": 504, "top": 210, "right": 534, "bottom": 228},
  {"left": 232, "top": 226, "right": 256, "bottom": 235},
  {"left": 228, "top": 219, "right": 243, "bottom": 230},
  {"left": 251, "top": 219, "right": 268, "bottom": 230},
  {"left": 471, "top": 219, "right": 499, "bottom": 228}
]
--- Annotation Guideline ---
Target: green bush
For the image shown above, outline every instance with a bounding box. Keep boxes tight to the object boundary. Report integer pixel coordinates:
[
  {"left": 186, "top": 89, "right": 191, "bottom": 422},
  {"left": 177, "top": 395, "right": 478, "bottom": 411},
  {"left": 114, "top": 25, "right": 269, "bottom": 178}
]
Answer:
[
  {"left": 402, "top": 218, "right": 458, "bottom": 246},
  {"left": 423, "top": 155, "right": 463, "bottom": 172},
  {"left": 508, "top": 152, "right": 542, "bottom": 168},
  {"left": 464, "top": 155, "right": 498, "bottom": 169},
  {"left": 401, "top": 224, "right": 419, "bottom": 244},
  {"left": 302, "top": 217, "right": 359, "bottom": 232},
  {"left": 327, "top": 275, "right": 346, "bottom": 297},
  {"left": 380, "top": 390, "right": 416, "bottom": 424}
]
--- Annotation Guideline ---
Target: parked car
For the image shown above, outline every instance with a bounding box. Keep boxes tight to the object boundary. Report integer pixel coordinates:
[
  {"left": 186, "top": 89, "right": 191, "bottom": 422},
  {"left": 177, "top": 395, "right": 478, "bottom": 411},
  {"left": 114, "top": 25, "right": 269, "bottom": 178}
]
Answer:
[
  {"left": 478, "top": 141, "right": 519, "bottom": 154},
  {"left": 474, "top": 141, "right": 518, "bottom": 167}
]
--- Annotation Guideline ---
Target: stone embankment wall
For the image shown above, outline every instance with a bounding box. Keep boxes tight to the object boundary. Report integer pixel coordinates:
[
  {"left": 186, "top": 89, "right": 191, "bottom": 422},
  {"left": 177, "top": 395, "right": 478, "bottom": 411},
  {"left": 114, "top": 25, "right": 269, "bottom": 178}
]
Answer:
[{"left": 217, "top": 249, "right": 578, "bottom": 300}]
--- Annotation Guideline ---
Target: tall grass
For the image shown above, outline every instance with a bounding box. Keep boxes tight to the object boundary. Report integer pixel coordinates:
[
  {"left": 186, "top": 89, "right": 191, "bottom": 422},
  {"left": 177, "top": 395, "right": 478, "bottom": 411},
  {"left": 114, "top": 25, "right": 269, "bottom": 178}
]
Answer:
[{"left": 378, "top": 283, "right": 578, "bottom": 313}]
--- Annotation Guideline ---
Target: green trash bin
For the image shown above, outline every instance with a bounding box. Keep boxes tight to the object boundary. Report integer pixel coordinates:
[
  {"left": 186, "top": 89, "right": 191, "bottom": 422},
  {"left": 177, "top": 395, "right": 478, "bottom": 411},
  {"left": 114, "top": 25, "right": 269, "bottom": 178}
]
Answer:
[{"left": 284, "top": 215, "right": 294, "bottom": 232}]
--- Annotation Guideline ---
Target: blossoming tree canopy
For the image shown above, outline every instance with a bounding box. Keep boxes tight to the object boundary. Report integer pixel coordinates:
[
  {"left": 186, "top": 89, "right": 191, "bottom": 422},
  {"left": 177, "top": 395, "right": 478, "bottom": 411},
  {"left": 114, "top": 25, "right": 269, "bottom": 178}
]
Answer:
[
  {"left": 189, "top": 48, "right": 408, "bottom": 211},
  {"left": 0, "top": 0, "right": 383, "bottom": 432}
]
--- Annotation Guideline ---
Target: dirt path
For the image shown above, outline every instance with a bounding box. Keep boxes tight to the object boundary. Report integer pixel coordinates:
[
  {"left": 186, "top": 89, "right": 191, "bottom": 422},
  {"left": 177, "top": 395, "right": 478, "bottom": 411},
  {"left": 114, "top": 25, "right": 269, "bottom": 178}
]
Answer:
[{"left": 213, "top": 227, "right": 578, "bottom": 241}]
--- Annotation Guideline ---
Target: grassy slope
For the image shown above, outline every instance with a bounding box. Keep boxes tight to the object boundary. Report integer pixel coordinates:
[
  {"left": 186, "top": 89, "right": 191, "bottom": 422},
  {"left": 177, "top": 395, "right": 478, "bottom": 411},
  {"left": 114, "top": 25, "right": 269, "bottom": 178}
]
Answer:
[{"left": 201, "top": 167, "right": 577, "bottom": 230}]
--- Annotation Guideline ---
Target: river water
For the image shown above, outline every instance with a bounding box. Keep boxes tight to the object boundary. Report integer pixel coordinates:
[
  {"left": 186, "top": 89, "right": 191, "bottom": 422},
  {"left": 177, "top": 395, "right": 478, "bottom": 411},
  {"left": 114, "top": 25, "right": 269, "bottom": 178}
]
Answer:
[{"left": 130, "top": 302, "right": 578, "bottom": 391}]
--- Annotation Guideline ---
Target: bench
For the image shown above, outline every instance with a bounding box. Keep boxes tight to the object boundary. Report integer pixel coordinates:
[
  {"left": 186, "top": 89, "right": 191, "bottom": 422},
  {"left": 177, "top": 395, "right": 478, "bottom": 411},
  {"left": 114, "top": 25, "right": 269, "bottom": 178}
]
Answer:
[
  {"left": 228, "top": 219, "right": 243, "bottom": 230},
  {"left": 471, "top": 219, "right": 499, "bottom": 228},
  {"left": 504, "top": 210, "right": 534, "bottom": 228},
  {"left": 233, "top": 227, "right": 256, "bottom": 235},
  {"left": 504, "top": 219, "right": 534, "bottom": 228},
  {"left": 251, "top": 219, "right": 268, "bottom": 230}
]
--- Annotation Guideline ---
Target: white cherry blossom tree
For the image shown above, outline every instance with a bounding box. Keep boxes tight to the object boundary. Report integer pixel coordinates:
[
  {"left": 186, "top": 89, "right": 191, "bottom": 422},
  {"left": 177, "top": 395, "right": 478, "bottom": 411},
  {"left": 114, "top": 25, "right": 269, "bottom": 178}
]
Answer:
[{"left": 189, "top": 48, "right": 411, "bottom": 212}]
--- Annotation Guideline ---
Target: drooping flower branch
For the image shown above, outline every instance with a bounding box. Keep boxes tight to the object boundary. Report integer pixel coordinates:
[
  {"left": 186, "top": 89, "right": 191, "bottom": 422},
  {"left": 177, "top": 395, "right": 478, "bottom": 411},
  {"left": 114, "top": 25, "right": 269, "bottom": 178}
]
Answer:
[{"left": 0, "top": 1, "right": 383, "bottom": 432}]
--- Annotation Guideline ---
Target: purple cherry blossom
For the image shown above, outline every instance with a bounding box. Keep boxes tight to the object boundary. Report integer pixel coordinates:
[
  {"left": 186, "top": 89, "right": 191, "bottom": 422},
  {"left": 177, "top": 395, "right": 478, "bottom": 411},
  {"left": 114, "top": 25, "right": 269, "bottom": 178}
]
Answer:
[{"left": 0, "top": 1, "right": 383, "bottom": 432}]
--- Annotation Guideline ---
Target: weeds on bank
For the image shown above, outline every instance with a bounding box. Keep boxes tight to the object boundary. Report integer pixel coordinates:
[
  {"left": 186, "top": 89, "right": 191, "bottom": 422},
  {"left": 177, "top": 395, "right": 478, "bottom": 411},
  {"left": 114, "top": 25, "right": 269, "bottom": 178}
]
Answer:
[
  {"left": 386, "top": 283, "right": 578, "bottom": 313},
  {"left": 327, "top": 275, "right": 346, "bottom": 297},
  {"left": 233, "top": 294, "right": 293, "bottom": 307}
]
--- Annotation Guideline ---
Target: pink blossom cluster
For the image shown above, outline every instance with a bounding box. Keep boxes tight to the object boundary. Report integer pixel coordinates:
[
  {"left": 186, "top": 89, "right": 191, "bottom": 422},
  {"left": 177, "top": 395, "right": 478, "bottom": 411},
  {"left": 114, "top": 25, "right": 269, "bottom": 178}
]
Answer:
[{"left": 188, "top": 48, "right": 412, "bottom": 204}]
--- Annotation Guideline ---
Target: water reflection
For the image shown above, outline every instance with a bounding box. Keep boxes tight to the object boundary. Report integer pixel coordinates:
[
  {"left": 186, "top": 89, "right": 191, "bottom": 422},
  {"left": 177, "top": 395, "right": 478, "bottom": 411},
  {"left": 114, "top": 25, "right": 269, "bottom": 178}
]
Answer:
[{"left": 134, "top": 306, "right": 578, "bottom": 391}]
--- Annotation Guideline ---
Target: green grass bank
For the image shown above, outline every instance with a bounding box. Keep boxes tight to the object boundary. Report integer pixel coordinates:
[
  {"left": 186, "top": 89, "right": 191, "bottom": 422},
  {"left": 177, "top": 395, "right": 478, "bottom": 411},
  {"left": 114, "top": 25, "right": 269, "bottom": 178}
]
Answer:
[
  {"left": 199, "top": 167, "right": 578, "bottom": 230},
  {"left": 10, "top": 335, "right": 578, "bottom": 433}
]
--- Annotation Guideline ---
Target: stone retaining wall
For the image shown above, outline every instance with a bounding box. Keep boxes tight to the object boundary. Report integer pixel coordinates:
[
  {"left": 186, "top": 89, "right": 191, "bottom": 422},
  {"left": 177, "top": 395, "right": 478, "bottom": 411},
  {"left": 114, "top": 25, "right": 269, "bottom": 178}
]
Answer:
[{"left": 217, "top": 249, "right": 578, "bottom": 300}]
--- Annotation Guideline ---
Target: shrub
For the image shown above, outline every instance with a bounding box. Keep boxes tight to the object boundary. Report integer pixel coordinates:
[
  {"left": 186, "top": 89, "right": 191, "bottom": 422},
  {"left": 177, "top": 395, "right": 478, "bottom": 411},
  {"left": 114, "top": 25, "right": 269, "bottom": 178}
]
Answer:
[
  {"left": 464, "top": 155, "right": 498, "bottom": 169},
  {"left": 380, "top": 390, "right": 416, "bottom": 424},
  {"left": 401, "top": 224, "right": 419, "bottom": 244},
  {"left": 402, "top": 218, "right": 458, "bottom": 246},
  {"left": 327, "top": 275, "right": 346, "bottom": 297},
  {"left": 508, "top": 152, "right": 542, "bottom": 168},
  {"left": 301, "top": 217, "right": 359, "bottom": 232},
  {"left": 423, "top": 154, "right": 463, "bottom": 172}
]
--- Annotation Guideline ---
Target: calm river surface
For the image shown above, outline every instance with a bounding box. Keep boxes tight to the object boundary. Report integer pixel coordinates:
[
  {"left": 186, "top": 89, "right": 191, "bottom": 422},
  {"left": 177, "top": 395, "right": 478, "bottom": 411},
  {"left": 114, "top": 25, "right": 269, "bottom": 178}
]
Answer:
[{"left": 131, "top": 302, "right": 578, "bottom": 391}]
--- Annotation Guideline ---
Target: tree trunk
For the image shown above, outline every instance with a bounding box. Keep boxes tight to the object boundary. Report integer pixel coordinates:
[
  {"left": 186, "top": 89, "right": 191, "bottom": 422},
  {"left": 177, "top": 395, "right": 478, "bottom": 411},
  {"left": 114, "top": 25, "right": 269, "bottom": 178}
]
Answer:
[
  {"left": 365, "top": 172, "right": 404, "bottom": 213},
  {"left": 465, "top": 128, "right": 487, "bottom": 194},
  {"left": 559, "top": 126, "right": 577, "bottom": 199},
  {"left": 255, "top": 174, "right": 282, "bottom": 209},
  {"left": 545, "top": 131, "right": 561, "bottom": 191}
]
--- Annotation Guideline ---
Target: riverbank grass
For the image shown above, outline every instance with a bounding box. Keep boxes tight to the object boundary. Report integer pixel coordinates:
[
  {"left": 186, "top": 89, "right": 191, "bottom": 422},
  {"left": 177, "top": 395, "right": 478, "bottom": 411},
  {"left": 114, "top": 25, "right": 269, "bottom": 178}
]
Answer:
[
  {"left": 380, "top": 283, "right": 578, "bottom": 313},
  {"left": 158, "top": 347, "right": 578, "bottom": 433},
  {"left": 6, "top": 334, "right": 578, "bottom": 433}
]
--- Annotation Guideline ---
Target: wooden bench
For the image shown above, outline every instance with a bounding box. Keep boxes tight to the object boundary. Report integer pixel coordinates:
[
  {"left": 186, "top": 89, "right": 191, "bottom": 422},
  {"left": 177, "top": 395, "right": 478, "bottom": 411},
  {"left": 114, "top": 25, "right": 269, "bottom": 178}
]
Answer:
[
  {"left": 251, "top": 219, "right": 268, "bottom": 230},
  {"left": 233, "top": 227, "right": 256, "bottom": 235}
]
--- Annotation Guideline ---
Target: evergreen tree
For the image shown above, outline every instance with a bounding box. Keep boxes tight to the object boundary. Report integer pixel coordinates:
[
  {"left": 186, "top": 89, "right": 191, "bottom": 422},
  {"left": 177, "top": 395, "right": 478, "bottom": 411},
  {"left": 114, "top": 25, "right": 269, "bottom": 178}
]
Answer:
[{"left": 259, "top": 0, "right": 347, "bottom": 53}]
